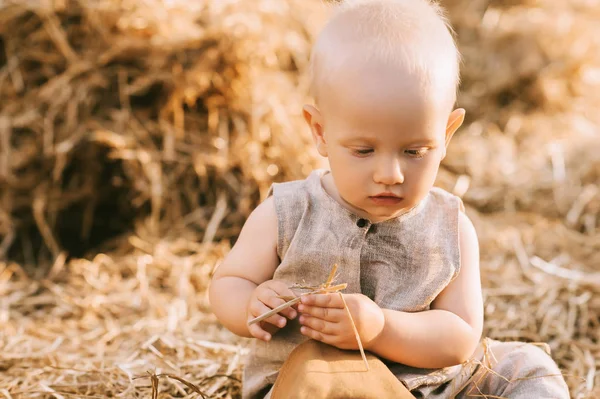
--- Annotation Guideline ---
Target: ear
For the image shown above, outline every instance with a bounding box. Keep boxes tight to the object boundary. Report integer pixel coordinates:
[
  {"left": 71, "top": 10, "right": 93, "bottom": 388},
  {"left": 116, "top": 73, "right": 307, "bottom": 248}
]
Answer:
[
  {"left": 303, "top": 104, "right": 328, "bottom": 157},
  {"left": 441, "top": 108, "right": 465, "bottom": 159},
  {"left": 445, "top": 108, "right": 465, "bottom": 147}
]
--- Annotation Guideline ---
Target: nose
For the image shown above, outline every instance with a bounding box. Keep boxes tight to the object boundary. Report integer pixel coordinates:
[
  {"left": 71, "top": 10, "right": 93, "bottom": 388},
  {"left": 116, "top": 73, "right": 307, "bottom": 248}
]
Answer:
[{"left": 373, "top": 156, "right": 404, "bottom": 186}]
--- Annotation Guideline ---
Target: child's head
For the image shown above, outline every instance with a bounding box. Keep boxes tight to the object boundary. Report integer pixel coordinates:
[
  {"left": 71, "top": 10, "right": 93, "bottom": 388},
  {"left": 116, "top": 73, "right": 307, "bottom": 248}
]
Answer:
[{"left": 303, "top": 0, "right": 465, "bottom": 221}]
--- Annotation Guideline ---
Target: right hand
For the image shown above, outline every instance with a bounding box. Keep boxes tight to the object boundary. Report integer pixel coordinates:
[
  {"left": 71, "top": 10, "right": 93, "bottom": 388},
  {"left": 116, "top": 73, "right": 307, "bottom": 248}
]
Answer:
[{"left": 247, "top": 280, "right": 298, "bottom": 341}]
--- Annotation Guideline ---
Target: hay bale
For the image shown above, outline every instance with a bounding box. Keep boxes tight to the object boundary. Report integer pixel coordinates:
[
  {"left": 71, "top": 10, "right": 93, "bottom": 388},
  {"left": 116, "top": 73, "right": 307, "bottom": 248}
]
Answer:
[
  {"left": 0, "top": 0, "right": 324, "bottom": 396},
  {"left": 442, "top": 0, "right": 600, "bottom": 229},
  {"left": 0, "top": 0, "right": 323, "bottom": 264}
]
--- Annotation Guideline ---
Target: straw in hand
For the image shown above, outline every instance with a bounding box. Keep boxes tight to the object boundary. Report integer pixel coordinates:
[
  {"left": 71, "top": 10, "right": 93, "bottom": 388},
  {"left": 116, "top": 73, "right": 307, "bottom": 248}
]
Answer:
[{"left": 247, "top": 264, "right": 369, "bottom": 371}]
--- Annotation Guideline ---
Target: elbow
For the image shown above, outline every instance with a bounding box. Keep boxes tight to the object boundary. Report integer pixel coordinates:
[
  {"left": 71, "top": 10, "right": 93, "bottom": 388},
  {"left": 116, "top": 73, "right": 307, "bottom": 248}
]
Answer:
[
  {"left": 437, "top": 319, "right": 482, "bottom": 367},
  {"left": 452, "top": 349, "right": 474, "bottom": 366},
  {"left": 442, "top": 345, "right": 475, "bottom": 367},
  {"left": 208, "top": 278, "right": 228, "bottom": 319},
  {"left": 439, "top": 350, "right": 470, "bottom": 367},
  {"left": 221, "top": 321, "right": 253, "bottom": 339},
  {"left": 207, "top": 277, "right": 219, "bottom": 312},
  {"left": 207, "top": 274, "right": 230, "bottom": 313},
  {"left": 452, "top": 328, "right": 483, "bottom": 365},
  {"left": 207, "top": 279, "right": 228, "bottom": 326},
  {"left": 208, "top": 277, "right": 253, "bottom": 339}
]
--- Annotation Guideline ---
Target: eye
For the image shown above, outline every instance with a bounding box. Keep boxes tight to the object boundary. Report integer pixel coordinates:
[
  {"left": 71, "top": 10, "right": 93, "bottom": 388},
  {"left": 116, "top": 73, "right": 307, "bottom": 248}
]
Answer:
[
  {"left": 405, "top": 148, "right": 428, "bottom": 158},
  {"left": 352, "top": 148, "right": 374, "bottom": 156}
]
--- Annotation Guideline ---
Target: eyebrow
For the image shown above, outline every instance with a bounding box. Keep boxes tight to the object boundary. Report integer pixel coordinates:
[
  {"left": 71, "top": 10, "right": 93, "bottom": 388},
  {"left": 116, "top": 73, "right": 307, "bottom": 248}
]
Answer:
[
  {"left": 341, "top": 137, "right": 376, "bottom": 145},
  {"left": 341, "top": 136, "right": 438, "bottom": 147}
]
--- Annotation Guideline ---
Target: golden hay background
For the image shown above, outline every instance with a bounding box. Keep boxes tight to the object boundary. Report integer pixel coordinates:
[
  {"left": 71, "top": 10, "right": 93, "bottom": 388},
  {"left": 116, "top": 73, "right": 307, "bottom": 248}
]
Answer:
[{"left": 0, "top": 0, "right": 599, "bottom": 397}]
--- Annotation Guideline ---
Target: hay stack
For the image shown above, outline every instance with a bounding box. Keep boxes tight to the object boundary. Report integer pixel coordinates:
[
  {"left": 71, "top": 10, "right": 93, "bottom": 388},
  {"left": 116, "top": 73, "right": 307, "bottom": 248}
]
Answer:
[
  {"left": 0, "top": 0, "right": 599, "bottom": 397},
  {"left": 0, "top": 0, "right": 323, "bottom": 265},
  {"left": 1, "top": 0, "right": 323, "bottom": 396},
  {"left": 441, "top": 0, "right": 600, "bottom": 226}
]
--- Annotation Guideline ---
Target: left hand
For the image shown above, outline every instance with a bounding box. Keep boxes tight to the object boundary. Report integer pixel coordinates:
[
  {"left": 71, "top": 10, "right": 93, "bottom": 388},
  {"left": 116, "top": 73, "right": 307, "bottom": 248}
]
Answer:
[{"left": 298, "top": 293, "right": 385, "bottom": 350}]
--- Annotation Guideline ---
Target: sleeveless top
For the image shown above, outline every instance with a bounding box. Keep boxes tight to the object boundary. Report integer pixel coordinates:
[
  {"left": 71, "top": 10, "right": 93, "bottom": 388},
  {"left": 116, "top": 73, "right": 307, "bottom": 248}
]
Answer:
[{"left": 242, "top": 169, "right": 469, "bottom": 399}]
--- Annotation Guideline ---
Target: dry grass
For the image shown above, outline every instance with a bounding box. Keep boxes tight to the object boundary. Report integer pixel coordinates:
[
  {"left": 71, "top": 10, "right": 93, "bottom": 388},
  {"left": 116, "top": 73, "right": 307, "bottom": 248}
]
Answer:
[{"left": 0, "top": 0, "right": 599, "bottom": 398}]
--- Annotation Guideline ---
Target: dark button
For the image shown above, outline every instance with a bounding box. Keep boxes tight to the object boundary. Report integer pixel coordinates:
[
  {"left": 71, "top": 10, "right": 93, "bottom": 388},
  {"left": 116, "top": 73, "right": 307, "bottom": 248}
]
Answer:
[{"left": 356, "top": 218, "right": 368, "bottom": 228}]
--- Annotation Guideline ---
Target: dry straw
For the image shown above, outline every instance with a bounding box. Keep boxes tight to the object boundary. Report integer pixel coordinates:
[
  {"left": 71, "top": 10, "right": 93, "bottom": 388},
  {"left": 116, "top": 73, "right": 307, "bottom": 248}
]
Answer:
[
  {"left": 0, "top": 0, "right": 599, "bottom": 398},
  {"left": 0, "top": 0, "right": 322, "bottom": 396}
]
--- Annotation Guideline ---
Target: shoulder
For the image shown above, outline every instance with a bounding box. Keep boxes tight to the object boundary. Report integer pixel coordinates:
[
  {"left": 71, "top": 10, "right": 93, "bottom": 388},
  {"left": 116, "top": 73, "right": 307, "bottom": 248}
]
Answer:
[
  {"left": 234, "top": 197, "right": 278, "bottom": 254},
  {"left": 269, "top": 178, "right": 306, "bottom": 196},
  {"left": 268, "top": 170, "right": 324, "bottom": 218},
  {"left": 427, "top": 187, "right": 464, "bottom": 211},
  {"left": 419, "top": 187, "right": 465, "bottom": 231},
  {"left": 248, "top": 195, "right": 277, "bottom": 225},
  {"left": 211, "top": 196, "right": 280, "bottom": 283},
  {"left": 458, "top": 211, "right": 479, "bottom": 263},
  {"left": 268, "top": 170, "right": 321, "bottom": 198},
  {"left": 458, "top": 211, "right": 477, "bottom": 241},
  {"left": 265, "top": 170, "right": 324, "bottom": 258},
  {"left": 423, "top": 188, "right": 477, "bottom": 272}
]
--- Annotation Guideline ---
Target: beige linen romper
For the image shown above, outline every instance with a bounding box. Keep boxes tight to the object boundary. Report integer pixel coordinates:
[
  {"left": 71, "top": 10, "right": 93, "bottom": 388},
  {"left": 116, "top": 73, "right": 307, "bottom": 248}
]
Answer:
[{"left": 242, "top": 169, "right": 569, "bottom": 399}]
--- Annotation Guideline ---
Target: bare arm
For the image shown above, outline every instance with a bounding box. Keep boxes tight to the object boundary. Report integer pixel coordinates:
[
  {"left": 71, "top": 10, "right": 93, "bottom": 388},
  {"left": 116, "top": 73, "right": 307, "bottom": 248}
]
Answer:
[
  {"left": 208, "top": 196, "right": 291, "bottom": 338},
  {"left": 366, "top": 212, "right": 483, "bottom": 368}
]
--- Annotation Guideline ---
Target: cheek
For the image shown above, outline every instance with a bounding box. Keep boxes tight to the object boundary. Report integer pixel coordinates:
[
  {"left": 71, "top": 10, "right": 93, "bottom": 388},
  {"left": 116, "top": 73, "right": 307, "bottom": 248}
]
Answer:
[{"left": 409, "top": 160, "right": 440, "bottom": 187}]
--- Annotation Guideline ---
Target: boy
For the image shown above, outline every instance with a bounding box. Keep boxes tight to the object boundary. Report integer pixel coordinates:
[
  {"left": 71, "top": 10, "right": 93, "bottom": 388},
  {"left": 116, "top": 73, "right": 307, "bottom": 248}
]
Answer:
[{"left": 209, "top": 0, "right": 570, "bottom": 397}]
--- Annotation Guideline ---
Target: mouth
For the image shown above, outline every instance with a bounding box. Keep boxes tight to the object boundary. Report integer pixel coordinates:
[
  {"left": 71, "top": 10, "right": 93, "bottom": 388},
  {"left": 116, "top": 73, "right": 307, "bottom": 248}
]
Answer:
[
  {"left": 369, "top": 194, "right": 403, "bottom": 205},
  {"left": 371, "top": 192, "right": 402, "bottom": 199}
]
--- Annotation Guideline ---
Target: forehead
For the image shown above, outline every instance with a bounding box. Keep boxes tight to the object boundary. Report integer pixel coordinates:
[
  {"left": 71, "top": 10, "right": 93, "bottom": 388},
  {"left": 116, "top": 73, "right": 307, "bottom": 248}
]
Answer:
[{"left": 319, "top": 62, "right": 448, "bottom": 142}]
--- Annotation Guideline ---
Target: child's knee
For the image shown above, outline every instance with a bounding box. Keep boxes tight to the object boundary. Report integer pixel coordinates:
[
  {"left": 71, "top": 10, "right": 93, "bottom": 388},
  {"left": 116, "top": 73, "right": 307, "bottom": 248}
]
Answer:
[
  {"left": 484, "top": 341, "right": 569, "bottom": 398},
  {"left": 495, "top": 342, "right": 560, "bottom": 375}
]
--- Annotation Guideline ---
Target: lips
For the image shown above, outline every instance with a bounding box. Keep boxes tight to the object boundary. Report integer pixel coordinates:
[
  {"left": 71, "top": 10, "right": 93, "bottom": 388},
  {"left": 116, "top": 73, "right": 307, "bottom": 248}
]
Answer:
[
  {"left": 369, "top": 193, "right": 403, "bottom": 206},
  {"left": 372, "top": 192, "right": 401, "bottom": 199}
]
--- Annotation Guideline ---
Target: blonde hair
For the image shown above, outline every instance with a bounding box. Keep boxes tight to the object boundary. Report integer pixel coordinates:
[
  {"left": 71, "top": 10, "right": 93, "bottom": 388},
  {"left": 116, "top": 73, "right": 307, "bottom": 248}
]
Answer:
[{"left": 309, "top": 0, "right": 460, "bottom": 109}]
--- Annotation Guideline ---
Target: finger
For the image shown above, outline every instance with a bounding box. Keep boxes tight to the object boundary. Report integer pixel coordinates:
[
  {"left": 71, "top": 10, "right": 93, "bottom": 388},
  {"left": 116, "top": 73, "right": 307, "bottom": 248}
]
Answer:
[
  {"left": 248, "top": 321, "right": 272, "bottom": 341},
  {"left": 258, "top": 290, "right": 297, "bottom": 320},
  {"left": 299, "top": 315, "right": 339, "bottom": 335},
  {"left": 300, "top": 325, "right": 338, "bottom": 346},
  {"left": 261, "top": 321, "right": 280, "bottom": 336},
  {"left": 274, "top": 297, "right": 298, "bottom": 320},
  {"left": 269, "top": 283, "right": 300, "bottom": 319},
  {"left": 259, "top": 290, "right": 298, "bottom": 320},
  {"left": 249, "top": 300, "right": 288, "bottom": 328},
  {"left": 298, "top": 304, "right": 344, "bottom": 322},
  {"left": 282, "top": 305, "right": 298, "bottom": 320},
  {"left": 301, "top": 293, "right": 344, "bottom": 308},
  {"left": 269, "top": 280, "right": 299, "bottom": 299}
]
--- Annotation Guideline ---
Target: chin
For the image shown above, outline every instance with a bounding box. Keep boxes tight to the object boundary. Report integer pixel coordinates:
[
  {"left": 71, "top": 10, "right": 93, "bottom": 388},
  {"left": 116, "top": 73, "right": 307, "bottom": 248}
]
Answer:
[
  {"left": 374, "top": 205, "right": 412, "bottom": 216},
  {"left": 367, "top": 208, "right": 399, "bottom": 218}
]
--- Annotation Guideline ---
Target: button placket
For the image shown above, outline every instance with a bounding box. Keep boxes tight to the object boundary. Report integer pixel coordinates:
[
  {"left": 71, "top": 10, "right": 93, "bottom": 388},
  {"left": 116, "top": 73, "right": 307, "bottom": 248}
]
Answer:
[{"left": 349, "top": 218, "right": 370, "bottom": 248}]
